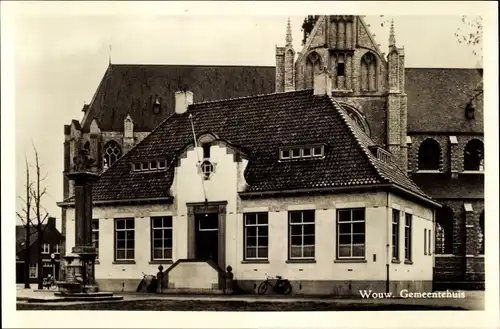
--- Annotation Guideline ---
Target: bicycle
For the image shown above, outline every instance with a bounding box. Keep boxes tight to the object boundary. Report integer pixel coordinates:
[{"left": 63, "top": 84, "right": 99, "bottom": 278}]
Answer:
[{"left": 257, "top": 273, "right": 292, "bottom": 295}]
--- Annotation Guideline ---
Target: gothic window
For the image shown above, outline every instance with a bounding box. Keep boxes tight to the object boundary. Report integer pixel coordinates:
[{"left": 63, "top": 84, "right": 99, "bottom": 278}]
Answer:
[
  {"left": 340, "top": 103, "right": 371, "bottom": 136},
  {"left": 435, "top": 206, "right": 454, "bottom": 254},
  {"left": 360, "top": 52, "right": 377, "bottom": 92},
  {"left": 103, "top": 141, "right": 122, "bottom": 169},
  {"left": 478, "top": 211, "right": 484, "bottom": 254},
  {"left": 464, "top": 139, "right": 484, "bottom": 171},
  {"left": 418, "top": 138, "right": 441, "bottom": 171},
  {"left": 305, "top": 52, "right": 322, "bottom": 89}
]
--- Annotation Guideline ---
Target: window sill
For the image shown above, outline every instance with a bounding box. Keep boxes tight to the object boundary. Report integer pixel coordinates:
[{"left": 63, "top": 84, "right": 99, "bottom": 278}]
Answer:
[
  {"left": 113, "top": 260, "right": 136, "bottom": 265},
  {"left": 286, "top": 259, "right": 316, "bottom": 264},
  {"left": 435, "top": 254, "right": 455, "bottom": 257},
  {"left": 95, "top": 260, "right": 100, "bottom": 265},
  {"left": 334, "top": 259, "right": 367, "bottom": 263},
  {"left": 241, "top": 260, "right": 269, "bottom": 264},
  {"left": 391, "top": 259, "right": 401, "bottom": 264},
  {"left": 149, "top": 260, "right": 173, "bottom": 265},
  {"left": 404, "top": 260, "right": 413, "bottom": 265},
  {"left": 461, "top": 170, "right": 484, "bottom": 175}
]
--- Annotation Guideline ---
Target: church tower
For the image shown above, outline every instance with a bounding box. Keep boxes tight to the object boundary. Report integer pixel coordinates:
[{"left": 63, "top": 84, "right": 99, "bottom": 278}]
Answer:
[
  {"left": 285, "top": 15, "right": 408, "bottom": 170},
  {"left": 275, "top": 18, "right": 296, "bottom": 92}
]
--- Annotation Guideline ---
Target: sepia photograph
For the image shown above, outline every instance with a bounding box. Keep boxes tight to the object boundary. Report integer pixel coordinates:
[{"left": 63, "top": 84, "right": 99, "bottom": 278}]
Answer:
[{"left": 1, "top": 1, "right": 498, "bottom": 328}]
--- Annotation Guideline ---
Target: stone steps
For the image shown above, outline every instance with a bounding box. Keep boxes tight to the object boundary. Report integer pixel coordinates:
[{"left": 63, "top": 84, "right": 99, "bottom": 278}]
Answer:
[{"left": 161, "top": 288, "right": 225, "bottom": 295}]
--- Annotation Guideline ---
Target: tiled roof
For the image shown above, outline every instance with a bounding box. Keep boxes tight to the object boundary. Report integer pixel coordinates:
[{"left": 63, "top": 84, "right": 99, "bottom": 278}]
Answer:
[
  {"left": 405, "top": 68, "right": 483, "bottom": 133},
  {"left": 81, "top": 64, "right": 275, "bottom": 132},
  {"left": 88, "top": 89, "right": 435, "bottom": 206}
]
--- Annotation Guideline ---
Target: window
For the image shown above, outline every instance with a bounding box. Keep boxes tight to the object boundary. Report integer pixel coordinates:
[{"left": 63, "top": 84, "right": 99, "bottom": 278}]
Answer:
[
  {"left": 302, "top": 148, "right": 312, "bottom": 158},
  {"left": 289, "top": 210, "right": 315, "bottom": 259},
  {"left": 132, "top": 160, "right": 168, "bottom": 172},
  {"left": 337, "top": 62, "right": 345, "bottom": 76},
  {"left": 103, "top": 141, "right": 122, "bottom": 169},
  {"left": 280, "top": 146, "right": 325, "bottom": 160},
  {"left": 392, "top": 209, "right": 400, "bottom": 260},
  {"left": 428, "top": 229, "right": 432, "bottom": 255},
  {"left": 202, "top": 143, "right": 211, "bottom": 159},
  {"left": 115, "top": 218, "right": 135, "bottom": 261},
  {"left": 92, "top": 219, "right": 99, "bottom": 259},
  {"left": 281, "top": 149, "right": 291, "bottom": 159},
  {"left": 150, "top": 161, "right": 157, "bottom": 170},
  {"left": 404, "top": 214, "right": 412, "bottom": 261},
  {"left": 244, "top": 213, "right": 269, "bottom": 260},
  {"left": 312, "top": 146, "right": 324, "bottom": 157},
  {"left": 435, "top": 206, "right": 454, "bottom": 254},
  {"left": 360, "top": 52, "right": 377, "bottom": 91},
  {"left": 43, "top": 261, "right": 52, "bottom": 268},
  {"left": 424, "top": 229, "right": 427, "bottom": 255},
  {"left": 29, "top": 264, "right": 37, "bottom": 278},
  {"left": 418, "top": 139, "right": 441, "bottom": 171},
  {"left": 151, "top": 216, "right": 173, "bottom": 261},
  {"left": 42, "top": 243, "right": 50, "bottom": 254},
  {"left": 201, "top": 160, "right": 214, "bottom": 180},
  {"left": 337, "top": 208, "right": 365, "bottom": 259},
  {"left": 55, "top": 244, "right": 60, "bottom": 254},
  {"left": 464, "top": 139, "right": 484, "bottom": 171},
  {"left": 158, "top": 160, "right": 166, "bottom": 169}
]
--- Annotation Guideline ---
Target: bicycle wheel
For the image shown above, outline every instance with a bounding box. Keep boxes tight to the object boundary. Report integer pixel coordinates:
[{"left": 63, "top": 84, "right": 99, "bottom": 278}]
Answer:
[
  {"left": 282, "top": 280, "right": 292, "bottom": 295},
  {"left": 257, "top": 281, "right": 269, "bottom": 295}
]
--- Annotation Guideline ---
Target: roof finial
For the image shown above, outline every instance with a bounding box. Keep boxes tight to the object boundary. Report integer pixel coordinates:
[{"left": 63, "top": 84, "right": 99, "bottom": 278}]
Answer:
[
  {"left": 286, "top": 17, "right": 293, "bottom": 46},
  {"left": 389, "top": 19, "right": 396, "bottom": 47}
]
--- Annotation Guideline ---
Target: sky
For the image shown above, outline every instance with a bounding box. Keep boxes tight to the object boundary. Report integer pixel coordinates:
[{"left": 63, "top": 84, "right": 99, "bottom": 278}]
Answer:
[{"left": 3, "top": 2, "right": 491, "bottom": 231}]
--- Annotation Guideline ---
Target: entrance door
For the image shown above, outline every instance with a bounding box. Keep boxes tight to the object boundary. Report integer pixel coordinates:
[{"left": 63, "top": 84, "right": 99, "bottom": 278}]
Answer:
[{"left": 195, "top": 213, "right": 219, "bottom": 264}]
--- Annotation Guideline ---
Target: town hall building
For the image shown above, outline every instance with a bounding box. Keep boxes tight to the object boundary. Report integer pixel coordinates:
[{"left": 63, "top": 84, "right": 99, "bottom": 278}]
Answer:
[{"left": 58, "top": 15, "right": 484, "bottom": 293}]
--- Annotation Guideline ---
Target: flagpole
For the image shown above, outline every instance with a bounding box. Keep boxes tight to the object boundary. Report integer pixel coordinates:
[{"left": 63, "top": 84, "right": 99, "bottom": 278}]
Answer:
[{"left": 188, "top": 114, "right": 208, "bottom": 203}]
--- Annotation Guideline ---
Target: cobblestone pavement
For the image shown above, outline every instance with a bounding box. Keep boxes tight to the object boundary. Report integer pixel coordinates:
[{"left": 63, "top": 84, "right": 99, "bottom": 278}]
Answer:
[{"left": 15, "top": 287, "right": 484, "bottom": 310}]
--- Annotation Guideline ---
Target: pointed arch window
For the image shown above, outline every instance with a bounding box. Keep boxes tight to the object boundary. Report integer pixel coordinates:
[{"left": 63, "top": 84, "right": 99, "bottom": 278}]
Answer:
[
  {"left": 305, "top": 52, "right": 322, "bottom": 89},
  {"left": 418, "top": 138, "right": 441, "bottom": 171},
  {"left": 464, "top": 139, "right": 484, "bottom": 171},
  {"left": 360, "top": 52, "right": 377, "bottom": 92},
  {"left": 435, "top": 206, "right": 454, "bottom": 254},
  {"left": 103, "top": 141, "right": 122, "bottom": 169}
]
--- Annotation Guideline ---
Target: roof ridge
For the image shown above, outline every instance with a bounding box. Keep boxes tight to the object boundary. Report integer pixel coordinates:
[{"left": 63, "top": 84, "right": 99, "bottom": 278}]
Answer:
[
  {"left": 110, "top": 63, "right": 275, "bottom": 68},
  {"left": 189, "top": 89, "right": 310, "bottom": 107},
  {"left": 327, "top": 96, "right": 390, "bottom": 184}
]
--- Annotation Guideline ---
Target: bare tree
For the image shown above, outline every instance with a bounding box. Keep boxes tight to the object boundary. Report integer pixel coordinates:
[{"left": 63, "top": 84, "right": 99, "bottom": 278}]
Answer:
[
  {"left": 16, "top": 157, "right": 35, "bottom": 289},
  {"left": 29, "top": 145, "right": 50, "bottom": 290},
  {"left": 455, "top": 15, "right": 483, "bottom": 59}
]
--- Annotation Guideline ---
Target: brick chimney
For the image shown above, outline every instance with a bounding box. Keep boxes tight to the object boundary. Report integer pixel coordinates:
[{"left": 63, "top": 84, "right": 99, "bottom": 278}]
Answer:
[
  {"left": 47, "top": 217, "right": 56, "bottom": 228},
  {"left": 313, "top": 68, "right": 332, "bottom": 96},
  {"left": 175, "top": 90, "right": 194, "bottom": 114}
]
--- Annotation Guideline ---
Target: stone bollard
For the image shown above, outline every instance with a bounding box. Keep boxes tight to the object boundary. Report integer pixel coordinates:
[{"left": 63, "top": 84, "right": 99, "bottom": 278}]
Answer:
[
  {"left": 224, "top": 265, "right": 234, "bottom": 295},
  {"left": 156, "top": 265, "right": 164, "bottom": 294}
]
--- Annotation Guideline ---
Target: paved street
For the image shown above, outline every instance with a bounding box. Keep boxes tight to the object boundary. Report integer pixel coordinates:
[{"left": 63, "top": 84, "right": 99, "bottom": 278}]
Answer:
[{"left": 16, "top": 285, "right": 484, "bottom": 311}]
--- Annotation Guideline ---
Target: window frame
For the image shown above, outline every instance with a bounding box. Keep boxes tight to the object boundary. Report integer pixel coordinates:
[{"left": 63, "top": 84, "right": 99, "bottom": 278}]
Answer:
[
  {"left": 92, "top": 218, "right": 99, "bottom": 260},
  {"left": 428, "top": 228, "right": 432, "bottom": 255},
  {"left": 114, "top": 218, "right": 135, "bottom": 261},
  {"left": 392, "top": 209, "right": 400, "bottom": 260},
  {"left": 54, "top": 244, "right": 60, "bottom": 254},
  {"left": 42, "top": 243, "right": 50, "bottom": 254},
  {"left": 336, "top": 208, "right": 366, "bottom": 260},
  {"left": 288, "top": 210, "right": 316, "bottom": 260},
  {"left": 404, "top": 213, "right": 412, "bottom": 262},
  {"left": 424, "top": 228, "right": 427, "bottom": 255},
  {"left": 151, "top": 216, "right": 173, "bottom": 261},
  {"left": 243, "top": 212, "right": 269, "bottom": 261}
]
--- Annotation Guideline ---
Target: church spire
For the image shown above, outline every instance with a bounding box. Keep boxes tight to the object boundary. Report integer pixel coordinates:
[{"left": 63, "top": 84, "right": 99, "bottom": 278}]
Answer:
[
  {"left": 389, "top": 19, "right": 396, "bottom": 47},
  {"left": 286, "top": 17, "right": 293, "bottom": 46}
]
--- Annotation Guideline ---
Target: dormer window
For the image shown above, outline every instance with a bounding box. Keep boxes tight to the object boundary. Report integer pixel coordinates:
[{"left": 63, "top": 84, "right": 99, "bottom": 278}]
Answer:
[
  {"left": 132, "top": 159, "right": 168, "bottom": 172},
  {"left": 280, "top": 145, "right": 325, "bottom": 161}
]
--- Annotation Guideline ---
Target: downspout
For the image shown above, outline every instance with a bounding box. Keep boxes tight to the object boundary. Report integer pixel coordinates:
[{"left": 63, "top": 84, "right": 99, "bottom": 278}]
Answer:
[{"left": 385, "top": 192, "right": 390, "bottom": 293}]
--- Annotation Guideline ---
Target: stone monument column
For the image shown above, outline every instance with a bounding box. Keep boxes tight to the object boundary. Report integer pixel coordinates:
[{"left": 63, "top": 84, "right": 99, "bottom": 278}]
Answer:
[{"left": 65, "top": 147, "right": 100, "bottom": 291}]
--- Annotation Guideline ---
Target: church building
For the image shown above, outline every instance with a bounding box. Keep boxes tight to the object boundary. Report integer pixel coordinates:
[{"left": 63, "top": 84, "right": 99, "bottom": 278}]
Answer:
[{"left": 58, "top": 15, "right": 484, "bottom": 292}]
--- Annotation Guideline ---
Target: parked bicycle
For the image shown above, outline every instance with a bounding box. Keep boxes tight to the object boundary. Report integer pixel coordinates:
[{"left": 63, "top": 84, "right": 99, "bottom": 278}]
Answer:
[{"left": 257, "top": 273, "right": 292, "bottom": 295}]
